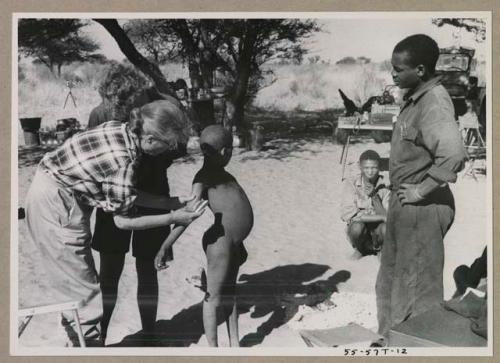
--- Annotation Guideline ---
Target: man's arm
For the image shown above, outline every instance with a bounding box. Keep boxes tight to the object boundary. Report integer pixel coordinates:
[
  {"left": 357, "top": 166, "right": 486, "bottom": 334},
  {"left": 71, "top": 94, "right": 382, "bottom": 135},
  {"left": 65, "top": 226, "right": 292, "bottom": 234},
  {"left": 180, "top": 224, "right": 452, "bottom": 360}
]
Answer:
[
  {"left": 420, "top": 104, "right": 468, "bottom": 185},
  {"left": 398, "top": 102, "right": 468, "bottom": 204}
]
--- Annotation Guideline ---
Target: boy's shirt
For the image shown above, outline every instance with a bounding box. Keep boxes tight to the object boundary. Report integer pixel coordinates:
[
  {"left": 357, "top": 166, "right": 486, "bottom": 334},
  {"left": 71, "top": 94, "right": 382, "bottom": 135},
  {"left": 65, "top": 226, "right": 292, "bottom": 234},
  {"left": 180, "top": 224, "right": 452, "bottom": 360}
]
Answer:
[{"left": 340, "top": 173, "right": 391, "bottom": 223}]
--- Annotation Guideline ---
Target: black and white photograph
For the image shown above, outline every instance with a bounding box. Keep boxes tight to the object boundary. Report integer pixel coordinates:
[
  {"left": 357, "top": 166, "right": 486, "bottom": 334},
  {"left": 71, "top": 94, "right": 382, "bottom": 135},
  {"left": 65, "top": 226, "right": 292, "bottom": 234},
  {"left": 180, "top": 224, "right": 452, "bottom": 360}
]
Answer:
[{"left": 11, "top": 12, "right": 492, "bottom": 356}]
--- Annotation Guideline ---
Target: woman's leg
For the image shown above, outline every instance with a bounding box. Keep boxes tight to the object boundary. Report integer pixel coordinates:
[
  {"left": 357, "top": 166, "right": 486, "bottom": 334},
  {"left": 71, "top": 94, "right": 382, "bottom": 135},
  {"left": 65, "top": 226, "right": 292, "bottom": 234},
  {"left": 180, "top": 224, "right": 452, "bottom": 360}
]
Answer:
[
  {"left": 135, "top": 257, "right": 159, "bottom": 335},
  {"left": 99, "top": 252, "right": 126, "bottom": 342}
]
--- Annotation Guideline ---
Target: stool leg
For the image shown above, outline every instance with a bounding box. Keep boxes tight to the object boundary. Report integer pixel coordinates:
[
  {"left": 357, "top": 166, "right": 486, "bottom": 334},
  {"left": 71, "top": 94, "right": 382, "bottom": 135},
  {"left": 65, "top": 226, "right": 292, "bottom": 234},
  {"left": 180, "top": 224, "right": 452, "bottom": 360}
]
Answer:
[
  {"left": 341, "top": 135, "right": 351, "bottom": 181},
  {"left": 18, "top": 315, "right": 33, "bottom": 337},
  {"left": 71, "top": 309, "right": 86, "bottom": 347}
]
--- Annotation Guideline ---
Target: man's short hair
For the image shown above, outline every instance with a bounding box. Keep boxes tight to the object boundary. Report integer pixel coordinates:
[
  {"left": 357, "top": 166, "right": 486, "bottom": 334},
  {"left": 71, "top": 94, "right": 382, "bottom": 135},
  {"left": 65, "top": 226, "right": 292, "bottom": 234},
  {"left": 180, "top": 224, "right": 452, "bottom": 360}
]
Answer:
[
  {"left": 359, "top": 150, "right": 381, "bottom": 163},
  {"left": 393, "top": 34, "right": 440, "bottom": 74}
]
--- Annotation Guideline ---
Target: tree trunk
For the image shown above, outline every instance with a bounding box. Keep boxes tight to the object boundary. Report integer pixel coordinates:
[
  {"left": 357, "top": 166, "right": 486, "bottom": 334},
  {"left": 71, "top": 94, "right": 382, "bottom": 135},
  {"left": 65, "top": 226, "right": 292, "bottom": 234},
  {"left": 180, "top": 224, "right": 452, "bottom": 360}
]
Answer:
[
  {"left": 57, "top": 63, "right": 62, "bottom": 77},
  {"left": 94, "top": 19, "right": 175, "bottom": 97},
  {"left": 230, "top": 23, "right": 258, "bottom": 148}
]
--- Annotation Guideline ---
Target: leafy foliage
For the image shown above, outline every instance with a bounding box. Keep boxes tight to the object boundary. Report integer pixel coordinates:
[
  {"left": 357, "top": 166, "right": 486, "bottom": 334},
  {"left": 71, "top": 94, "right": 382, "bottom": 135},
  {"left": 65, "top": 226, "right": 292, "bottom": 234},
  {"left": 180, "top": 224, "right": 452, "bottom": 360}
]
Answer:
[
  {"left": 18, "top": 19, "right": 103, "bottom": 76},
  {"left": 432, "top": 18, "right": 486, "bottom": 43},
  {"left": 123, "top": 20, "right": 181, "bottom": 64},
  {"left": 122, "top": 18, "right": 320, "bottom": 128}
]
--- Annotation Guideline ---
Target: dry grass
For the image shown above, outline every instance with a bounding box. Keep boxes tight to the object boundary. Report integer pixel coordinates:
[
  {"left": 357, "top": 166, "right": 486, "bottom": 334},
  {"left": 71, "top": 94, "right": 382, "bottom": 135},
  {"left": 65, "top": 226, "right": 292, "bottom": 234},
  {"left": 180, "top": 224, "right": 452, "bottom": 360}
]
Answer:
[
  {"left": 18, "top": 60, "right": 392, "bottom": 130},
  {"left": 18, "top": 61, "right": 107, "bottom": 128},
  {"left": 17, "top": 61, "right": 194, "bottom": 130},
  {"left": 253, "top": 63, "right": 392, "bottom": 112}
]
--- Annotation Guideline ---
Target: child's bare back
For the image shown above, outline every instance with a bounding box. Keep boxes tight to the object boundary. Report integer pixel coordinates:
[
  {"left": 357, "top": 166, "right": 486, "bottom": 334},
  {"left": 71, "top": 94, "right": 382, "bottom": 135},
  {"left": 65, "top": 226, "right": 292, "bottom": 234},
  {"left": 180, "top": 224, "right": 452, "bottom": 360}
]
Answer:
[{"left": 193, "top": 166, "right": 253, "bottom": 245}]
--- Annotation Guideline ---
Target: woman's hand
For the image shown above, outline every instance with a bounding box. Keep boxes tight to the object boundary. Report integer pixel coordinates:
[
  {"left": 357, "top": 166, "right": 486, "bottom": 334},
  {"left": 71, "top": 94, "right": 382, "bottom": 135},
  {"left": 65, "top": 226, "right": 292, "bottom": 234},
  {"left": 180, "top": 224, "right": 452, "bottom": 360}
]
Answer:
[
  {"left": 154, "top": 248, "right": 170, "bottom": 271},
  {"left": 178, "top": 193, "right": 196, "bottom": 205},
  {"left": 171, "top": 200, "right": 208, "bottom": 226}
]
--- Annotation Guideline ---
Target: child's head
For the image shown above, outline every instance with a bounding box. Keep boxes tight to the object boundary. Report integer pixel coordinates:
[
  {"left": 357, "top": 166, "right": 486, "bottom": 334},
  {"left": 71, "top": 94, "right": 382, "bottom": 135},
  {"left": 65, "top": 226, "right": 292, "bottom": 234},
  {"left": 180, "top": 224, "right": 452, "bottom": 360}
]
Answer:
[
  {"left": 129, "top": 100, "right": 189, "bottom": 156},
  {"left": 359, "top": 150, "right": 381, "bottom": 181},
  {"left": 391, "top": 34, "right": 439, "bottom": 89},
  {"left": 199, "top": 125, "right": 233, "bottom": 167}
]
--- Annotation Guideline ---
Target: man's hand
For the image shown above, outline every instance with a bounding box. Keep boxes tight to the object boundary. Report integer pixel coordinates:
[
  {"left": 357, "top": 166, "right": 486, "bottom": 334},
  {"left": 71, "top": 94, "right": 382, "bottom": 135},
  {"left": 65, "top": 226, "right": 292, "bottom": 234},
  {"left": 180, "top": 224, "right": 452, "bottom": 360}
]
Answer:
[
  {"left": 154, "top": 248, "right": 171, "bottom": 271},
  {"left": 397, "top": 183, "right": 424, "bottom": 205},
  {"left": 172, "top": 200, "right": 208, "bottom": 226}
]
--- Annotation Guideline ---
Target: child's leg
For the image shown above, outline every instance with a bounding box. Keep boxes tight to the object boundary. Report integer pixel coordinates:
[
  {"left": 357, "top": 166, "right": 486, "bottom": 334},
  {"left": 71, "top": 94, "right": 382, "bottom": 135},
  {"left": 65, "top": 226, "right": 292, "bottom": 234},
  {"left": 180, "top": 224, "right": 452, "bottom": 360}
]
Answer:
[
  {"left": 203, "top": 234, "right": 234, "bottom": 347},
  {"left": 225, "top": 249, "right": 242, "bottom": 347},
  {"left": 135, "top": 257, "right": 159, "bottom": 336},
  {"left": 372, "top": 222, "right": 386, "bottom": 251},
  {"left": 99, "top": 252, "right": 126, "bottom": 342},
  {"left": 347, "top": 221, "right": 370, "bottom": 254}
]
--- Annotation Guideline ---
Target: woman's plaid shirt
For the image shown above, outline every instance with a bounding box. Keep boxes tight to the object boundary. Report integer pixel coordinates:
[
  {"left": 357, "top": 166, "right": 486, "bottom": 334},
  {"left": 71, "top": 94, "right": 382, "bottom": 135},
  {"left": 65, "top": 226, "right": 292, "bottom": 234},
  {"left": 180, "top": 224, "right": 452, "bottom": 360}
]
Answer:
[{"left": 39, "top": 121, "right": 140, "bottom": 214}]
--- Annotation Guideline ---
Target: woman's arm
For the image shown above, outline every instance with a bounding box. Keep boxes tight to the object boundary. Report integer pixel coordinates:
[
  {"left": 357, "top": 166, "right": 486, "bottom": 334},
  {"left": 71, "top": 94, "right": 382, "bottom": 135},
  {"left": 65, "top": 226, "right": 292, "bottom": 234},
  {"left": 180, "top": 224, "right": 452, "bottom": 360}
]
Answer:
[
  {"left": 352, "top": 214, "right": 386, "bottom": 223},
  {"left": 134, "top": 190, "right": 193, "bottom": 210},
  {"left": 113, "top": 212, "right": 174, "bottom": 230},
  {"left": 114, "top": 200, "right": 207, "bottom": 230}
]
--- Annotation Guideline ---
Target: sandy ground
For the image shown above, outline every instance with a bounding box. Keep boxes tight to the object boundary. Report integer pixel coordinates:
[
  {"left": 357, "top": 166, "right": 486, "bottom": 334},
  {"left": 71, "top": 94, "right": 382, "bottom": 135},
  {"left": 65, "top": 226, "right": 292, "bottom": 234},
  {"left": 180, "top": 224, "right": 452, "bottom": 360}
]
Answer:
[{"left": 15, "top": 135, "right": 487, "bottom": 348}]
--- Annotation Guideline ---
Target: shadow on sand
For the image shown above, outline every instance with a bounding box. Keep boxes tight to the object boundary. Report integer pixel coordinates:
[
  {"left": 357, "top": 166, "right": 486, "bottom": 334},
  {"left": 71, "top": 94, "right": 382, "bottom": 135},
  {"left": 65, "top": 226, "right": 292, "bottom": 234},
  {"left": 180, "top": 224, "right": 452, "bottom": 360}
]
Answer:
[{"left": 110, "top": 263, "right": 350, "bottom": 347}]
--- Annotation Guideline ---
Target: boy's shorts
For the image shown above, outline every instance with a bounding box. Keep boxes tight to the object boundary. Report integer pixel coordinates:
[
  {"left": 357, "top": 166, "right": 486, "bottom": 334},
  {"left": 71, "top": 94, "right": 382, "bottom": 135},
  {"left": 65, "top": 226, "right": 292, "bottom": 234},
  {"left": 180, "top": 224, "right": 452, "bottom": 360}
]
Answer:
[{"left": 91, "top": 208, "right": 172, "bottom": 260}]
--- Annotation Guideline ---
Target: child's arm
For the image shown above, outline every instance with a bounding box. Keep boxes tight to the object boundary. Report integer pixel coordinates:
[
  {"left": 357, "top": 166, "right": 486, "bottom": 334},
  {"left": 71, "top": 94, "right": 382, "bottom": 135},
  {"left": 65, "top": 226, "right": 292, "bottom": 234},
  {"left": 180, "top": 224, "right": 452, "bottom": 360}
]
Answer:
[
  {"left": 154, "top": 179, "right": 207, "bottom": 270},
  {"left": 155, "top": 224, "right": 187, "bottom": 270}
]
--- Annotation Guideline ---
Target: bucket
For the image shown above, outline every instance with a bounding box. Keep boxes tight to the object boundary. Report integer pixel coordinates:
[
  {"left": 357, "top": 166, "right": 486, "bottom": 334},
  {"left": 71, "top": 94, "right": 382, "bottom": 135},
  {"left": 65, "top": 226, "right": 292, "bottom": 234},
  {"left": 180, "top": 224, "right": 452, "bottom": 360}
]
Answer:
[
  {"left": 23, "top": 130, "right": 40, "bottom": 147},
  {"left": 20, "top": 117, "right": 42, "bottom": 132}
]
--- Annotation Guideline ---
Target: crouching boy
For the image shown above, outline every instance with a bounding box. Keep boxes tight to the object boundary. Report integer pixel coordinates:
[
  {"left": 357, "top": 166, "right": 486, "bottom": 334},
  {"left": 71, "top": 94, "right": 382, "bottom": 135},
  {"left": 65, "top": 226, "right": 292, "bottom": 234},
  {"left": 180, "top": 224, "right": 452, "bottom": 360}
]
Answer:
[{"left": 340, "top": 150, "right": 390, "bottom": 256}]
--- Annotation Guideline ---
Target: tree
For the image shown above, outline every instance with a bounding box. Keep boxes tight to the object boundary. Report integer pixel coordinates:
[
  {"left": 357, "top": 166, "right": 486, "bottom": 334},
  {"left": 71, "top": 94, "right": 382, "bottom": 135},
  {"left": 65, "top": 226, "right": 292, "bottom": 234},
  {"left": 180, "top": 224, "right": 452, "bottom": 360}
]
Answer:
[
  {"left": 123, "top": 19, "right": 181, "bottom": 64},
  {"left": 96, "top": 18, "right": 320, "bottom": 137},
  {"left": 162, "top": 19, "right": 320, "bottom": 133},
  {"left": 432, "top": 18, "right": 486, "bottom": 43},
  {"left": 94, "top": 19, "right": 176, "bottom": 97},
  {"left": 18, "top": 19, "right": 102, "bottom": 76},
  {"left": 357, "top": 56, "right": 371, "bottom": 64},
  {"left": 336, "top": 56, "right": 356, "bottom": 65}
]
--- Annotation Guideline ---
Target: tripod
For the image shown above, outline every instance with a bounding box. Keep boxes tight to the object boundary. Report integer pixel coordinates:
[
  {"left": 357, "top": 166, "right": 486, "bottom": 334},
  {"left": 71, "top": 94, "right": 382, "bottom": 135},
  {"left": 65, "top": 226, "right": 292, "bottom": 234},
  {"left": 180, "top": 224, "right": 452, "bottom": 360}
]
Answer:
[{"left": 63, "top": 81, "right": 78, "bottom": 109}]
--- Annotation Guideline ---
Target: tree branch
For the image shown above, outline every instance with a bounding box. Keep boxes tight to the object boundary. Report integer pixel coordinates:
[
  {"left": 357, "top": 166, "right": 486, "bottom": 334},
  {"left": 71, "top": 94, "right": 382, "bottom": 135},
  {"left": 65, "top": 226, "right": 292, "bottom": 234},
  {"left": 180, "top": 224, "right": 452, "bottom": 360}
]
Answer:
[{"left": 93, "top": 18, "right": 175, "bottom": 96}]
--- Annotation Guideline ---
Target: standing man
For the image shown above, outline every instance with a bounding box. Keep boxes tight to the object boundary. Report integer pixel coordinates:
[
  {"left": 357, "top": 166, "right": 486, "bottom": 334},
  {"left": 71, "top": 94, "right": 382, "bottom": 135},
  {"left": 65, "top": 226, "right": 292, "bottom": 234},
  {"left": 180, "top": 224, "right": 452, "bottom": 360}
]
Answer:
[{"left": 376, "top": 34, "right": 468, "bottom": 338}]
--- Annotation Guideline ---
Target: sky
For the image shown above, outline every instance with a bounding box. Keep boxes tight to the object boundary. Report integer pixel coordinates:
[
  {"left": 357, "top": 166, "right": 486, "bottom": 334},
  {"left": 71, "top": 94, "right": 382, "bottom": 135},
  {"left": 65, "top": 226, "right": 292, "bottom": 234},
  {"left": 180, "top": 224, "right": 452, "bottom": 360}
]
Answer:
[{"left": 83, "top": 15, "right": 488, "bottom": 64}]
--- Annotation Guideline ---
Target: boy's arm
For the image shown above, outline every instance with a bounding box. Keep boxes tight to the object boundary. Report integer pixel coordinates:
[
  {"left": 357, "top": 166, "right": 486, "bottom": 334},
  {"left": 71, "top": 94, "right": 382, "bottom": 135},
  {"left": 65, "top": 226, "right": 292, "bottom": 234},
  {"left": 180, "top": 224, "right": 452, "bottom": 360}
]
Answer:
[
  {"left": 340, "top": 179, "right": 360, "bottom": 223},
  {"left": 155, "top": 225, "right": 187, "bottom": 270},
  {"left": 155, "top": 176, "right": 208, "bottom": 270}
]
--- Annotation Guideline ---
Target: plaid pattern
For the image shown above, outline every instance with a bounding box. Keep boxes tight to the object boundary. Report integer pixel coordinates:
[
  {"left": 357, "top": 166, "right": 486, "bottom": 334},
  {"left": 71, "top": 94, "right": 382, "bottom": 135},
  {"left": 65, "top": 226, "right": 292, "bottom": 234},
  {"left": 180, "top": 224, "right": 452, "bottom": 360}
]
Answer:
[{"left": 40, "top": 121, "right": 140, "bottom": 214}]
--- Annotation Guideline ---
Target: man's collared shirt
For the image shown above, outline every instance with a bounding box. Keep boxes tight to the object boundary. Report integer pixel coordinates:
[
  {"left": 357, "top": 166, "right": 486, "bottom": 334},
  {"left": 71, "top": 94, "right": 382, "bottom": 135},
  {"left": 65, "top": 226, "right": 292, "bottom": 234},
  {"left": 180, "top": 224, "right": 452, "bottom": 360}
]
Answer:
[
  {"left": 390, "top": 77, "right": 467, "bottom": 187},
  {"left": 340, "top": 173, "right": 391, "bottom": 223},
  {"left": 40, "top": 121, "right": 140, "bottom": 214}
]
